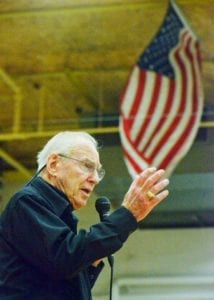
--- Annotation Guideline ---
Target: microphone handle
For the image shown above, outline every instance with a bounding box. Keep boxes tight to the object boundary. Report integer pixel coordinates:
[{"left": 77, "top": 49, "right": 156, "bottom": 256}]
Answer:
[
  {"left": 99, "top": 213, "right": 114, "bottom": 267},
  {"left": 95, "top": 197, "right": 114, "bottom": 300},
  {"left": 100, "top": 213, "right": 109, "bottom": 222}
]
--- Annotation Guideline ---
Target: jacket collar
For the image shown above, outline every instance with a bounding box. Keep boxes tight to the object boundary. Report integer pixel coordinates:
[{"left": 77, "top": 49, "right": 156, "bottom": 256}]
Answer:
[{"left": 29, "top": 176, "right": 73, "bottom": 216}]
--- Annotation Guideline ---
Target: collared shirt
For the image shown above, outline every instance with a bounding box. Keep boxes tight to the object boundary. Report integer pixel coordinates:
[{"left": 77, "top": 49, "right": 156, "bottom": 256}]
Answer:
[{"left": 0, "top": 176, "right": 137, "bottom": 299}]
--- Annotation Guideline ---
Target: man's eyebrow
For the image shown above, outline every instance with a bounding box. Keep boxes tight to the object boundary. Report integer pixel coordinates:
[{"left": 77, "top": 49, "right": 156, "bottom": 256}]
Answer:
[{"left": 83, "top": 157, "right": 103, "bottom": 168}]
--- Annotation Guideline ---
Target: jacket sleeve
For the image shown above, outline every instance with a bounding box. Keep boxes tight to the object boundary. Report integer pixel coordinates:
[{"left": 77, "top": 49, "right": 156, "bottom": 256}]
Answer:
[{"left": 2, "top": 194, "right": 138, "bottom": 280}]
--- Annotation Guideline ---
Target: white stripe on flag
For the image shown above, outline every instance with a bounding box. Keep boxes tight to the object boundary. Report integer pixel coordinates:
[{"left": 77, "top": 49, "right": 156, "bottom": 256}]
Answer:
[
  {"left": 119, "top": 0, "right": 204, "bottom": 178},
  {"left": 121, "top": 66, "right": 140, "bottom": 118},
  {"left": 130, "top": 72, "right": 156, "bottom": 141},
  {"left": 152, "top": 31, "right": 198, "bottom": 168},
  {"left": 138, "top": 74, "right": 170, "bottom": 151},
  {"left": 119, "top": 119, "right": 149, "bottom": 170}
]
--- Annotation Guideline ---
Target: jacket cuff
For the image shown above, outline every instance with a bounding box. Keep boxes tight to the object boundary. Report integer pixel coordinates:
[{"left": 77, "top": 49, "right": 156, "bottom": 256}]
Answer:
[
  {"left": 88, "top": 261, "right": 105, "bottom": 288},
  {"left": 107, "top": 206, "right": 138, "bottom": 243}
]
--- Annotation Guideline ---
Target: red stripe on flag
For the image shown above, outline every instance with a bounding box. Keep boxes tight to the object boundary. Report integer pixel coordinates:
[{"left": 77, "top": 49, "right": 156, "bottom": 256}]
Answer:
[
  {"left": 121, "top": 117, "right": 151, "bottom": 163},
  {"left": 128, "top": 70, "right": 147, "bottom": 128},
  {"left": 119, "top": 1, "right": 204, "bottom": 178},
  {"left": 120, "top": 65, "right": 135, "bottom": 107},
  {"left": 159, "top": 38, "right": 201, "bottom": 170},
  {"left": 134, "top": 73, "right": 162, "bottom": 147},
  {"left": 123, "top": 148, "right": 144, "bottom": 174},
  {"left": 142, "top": 79, "right": 176, "bottom": 154},
  {"left": 149, "top": 32, "right": 189, "bottom": 161}
]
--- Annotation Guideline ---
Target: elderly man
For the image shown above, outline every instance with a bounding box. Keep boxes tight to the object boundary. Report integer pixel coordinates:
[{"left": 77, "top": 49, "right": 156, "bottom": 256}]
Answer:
[{"left": 0, "top": 131, "right": 169, "bottom": 300}]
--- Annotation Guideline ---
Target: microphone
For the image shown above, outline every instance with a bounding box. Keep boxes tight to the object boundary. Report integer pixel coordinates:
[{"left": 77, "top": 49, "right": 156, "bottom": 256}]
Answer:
[
  {"left": 95, "top": 196, "right": 111, "bottom": 221},
  {"left": 95, "top": 197, "right": 114, "bottom": 300},
  {"left": 95, "top": 197, "right": 114, "bottom": 268}
]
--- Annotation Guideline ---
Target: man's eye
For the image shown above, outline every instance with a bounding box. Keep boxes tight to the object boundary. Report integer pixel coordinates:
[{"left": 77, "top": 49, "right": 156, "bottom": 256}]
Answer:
[{"left": 84, "top": 161, "right": 95, "bottom": 171}]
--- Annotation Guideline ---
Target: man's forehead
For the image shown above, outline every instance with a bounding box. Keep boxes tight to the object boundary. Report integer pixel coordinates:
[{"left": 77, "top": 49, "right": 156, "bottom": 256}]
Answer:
[{"left": 69, "top": 142, "right": 99, "bottom": 157}]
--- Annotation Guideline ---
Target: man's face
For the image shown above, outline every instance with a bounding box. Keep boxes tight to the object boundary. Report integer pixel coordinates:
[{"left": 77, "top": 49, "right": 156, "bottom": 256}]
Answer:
[{"left": 46, "top": 142, "right": 103, "bottom": 210}]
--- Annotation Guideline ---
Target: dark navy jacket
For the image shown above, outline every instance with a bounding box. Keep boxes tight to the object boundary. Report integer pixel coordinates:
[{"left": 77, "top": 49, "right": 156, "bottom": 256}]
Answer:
[{"left": 0, "top": 176, "right": 137, "bottom": 299}]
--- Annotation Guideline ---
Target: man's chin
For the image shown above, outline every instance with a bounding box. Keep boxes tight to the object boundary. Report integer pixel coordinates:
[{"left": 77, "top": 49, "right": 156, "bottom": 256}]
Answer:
[{"left": 73, "top": 198, "right": 88, "bottom": 210}]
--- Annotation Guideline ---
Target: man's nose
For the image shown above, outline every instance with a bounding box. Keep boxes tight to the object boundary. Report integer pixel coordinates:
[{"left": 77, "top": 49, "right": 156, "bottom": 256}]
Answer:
[{"left": 88, "top": 170, "right": 100, "bottom": 184}]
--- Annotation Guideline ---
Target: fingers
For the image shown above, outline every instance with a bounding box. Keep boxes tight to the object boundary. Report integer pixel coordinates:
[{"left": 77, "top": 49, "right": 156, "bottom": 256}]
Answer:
[
  {"left": 138, "top": 168, "right": 165, "bottom": 189},
  {"left": 129, "top": 167, "right": 158, "bottom": 193},
  {"left": 141, "top": 168, "right": 169, "bottom": 203},
  {"left": 155, "top": 189, "right": 169, "bottom": 203},
  {"left": 135, "top": 167, "right": 157, "bottom": 186},
  {"left": 148, "top": 189, "right": 169, "bottom": 208},
  {"left": 148, "top": 178, "right": 169, "bottom": 200},
  {"left": 122, "top": 167, "right": 170, "bottom": 222},
  {"left": 136, "top": 167, "right": 168, "bottom": 196}
]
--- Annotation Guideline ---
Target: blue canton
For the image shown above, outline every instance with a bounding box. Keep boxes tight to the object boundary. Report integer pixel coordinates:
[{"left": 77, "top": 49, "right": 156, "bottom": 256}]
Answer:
[{"left": 138, "top": 3, "right": 184, "bottom": 78}]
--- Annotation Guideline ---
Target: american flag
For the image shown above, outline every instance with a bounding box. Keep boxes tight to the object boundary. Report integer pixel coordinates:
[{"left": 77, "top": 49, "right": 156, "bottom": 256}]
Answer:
[{"left": 119, "top": 0, "right": 204, "bottom": 178}]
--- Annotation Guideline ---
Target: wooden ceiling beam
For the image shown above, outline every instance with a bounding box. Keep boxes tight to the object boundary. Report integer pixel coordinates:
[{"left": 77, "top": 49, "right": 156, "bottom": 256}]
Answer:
[
  {"left": 0, "top": 120, "right": 213, "bottom": 142},
  {"left": 0, "top": 127, "right": 119, "bottom": 142},
  {"left": 0, "top": 68, "right": 22, "bottom": 133},
  {"left": 0, "top": 148, "right": 32, "bottom": 179}
]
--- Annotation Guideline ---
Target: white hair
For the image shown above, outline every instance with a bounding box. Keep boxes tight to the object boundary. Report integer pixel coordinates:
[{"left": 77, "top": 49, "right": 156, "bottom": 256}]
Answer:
[{"left": 37, "top": 131, "right": 98, "bottom": 171}]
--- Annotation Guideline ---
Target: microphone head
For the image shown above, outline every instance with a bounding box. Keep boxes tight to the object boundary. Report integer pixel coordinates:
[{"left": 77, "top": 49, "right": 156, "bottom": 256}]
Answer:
[{"left": 95, "top": 197, "right": 111, "bottom": 217}]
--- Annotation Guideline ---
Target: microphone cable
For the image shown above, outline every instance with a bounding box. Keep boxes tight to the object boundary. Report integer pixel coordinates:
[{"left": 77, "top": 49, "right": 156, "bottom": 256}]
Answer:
[{"left": 108, "top": 255, "right": 114, "bottom": 300}]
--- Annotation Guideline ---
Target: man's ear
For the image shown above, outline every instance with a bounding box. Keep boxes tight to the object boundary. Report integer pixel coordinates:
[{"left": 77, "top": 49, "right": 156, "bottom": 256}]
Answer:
[{"left": 46, "top": 153, "right": 60, "bottom": 176}]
